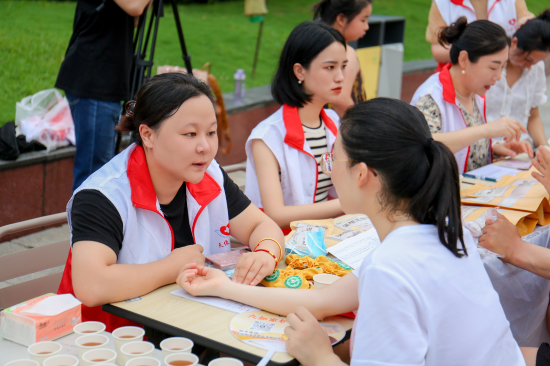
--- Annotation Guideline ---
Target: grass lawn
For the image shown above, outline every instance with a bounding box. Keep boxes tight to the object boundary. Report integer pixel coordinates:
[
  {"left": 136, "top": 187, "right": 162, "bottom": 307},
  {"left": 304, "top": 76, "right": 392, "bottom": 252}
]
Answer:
[{"left": 1, "top": 0, "right": 549, "bottom": 125}]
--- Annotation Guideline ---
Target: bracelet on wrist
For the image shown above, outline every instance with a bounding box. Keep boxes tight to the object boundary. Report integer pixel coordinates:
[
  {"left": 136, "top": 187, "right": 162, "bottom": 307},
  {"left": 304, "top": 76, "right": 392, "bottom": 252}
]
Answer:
[
  {"left": 254, "top": 248, "right": 279, "bottom": 266},
  {"left": 254, "top": 238, "right": 283, "bottom": 261}
]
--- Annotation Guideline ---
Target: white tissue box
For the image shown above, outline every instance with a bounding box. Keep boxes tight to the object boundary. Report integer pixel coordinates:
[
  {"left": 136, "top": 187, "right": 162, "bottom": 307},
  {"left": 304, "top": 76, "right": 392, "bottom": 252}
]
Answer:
[{"left": 1, "top": 293, "right": 81, "bottom": 346}]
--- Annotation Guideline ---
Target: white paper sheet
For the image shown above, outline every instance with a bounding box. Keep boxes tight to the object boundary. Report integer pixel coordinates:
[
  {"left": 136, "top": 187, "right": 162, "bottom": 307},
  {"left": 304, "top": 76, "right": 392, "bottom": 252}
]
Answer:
[
  {"left": 21, "top": 294, "right": 81, "bottom": 316},
  {"left": 170, "top": 288, "right": 259, "bottom": 314},
  {"left": 466, "top": 165, "right": 520, "bottom": 180},
  {"left": 327, "top": 229, "right": 381, "bottom": 270}
]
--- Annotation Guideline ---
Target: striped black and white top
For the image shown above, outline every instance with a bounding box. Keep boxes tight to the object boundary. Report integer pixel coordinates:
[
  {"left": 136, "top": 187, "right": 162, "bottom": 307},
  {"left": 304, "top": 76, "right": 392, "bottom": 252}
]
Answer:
[{"left": 303, "top": 121, "right": 333, "bottom": 203}]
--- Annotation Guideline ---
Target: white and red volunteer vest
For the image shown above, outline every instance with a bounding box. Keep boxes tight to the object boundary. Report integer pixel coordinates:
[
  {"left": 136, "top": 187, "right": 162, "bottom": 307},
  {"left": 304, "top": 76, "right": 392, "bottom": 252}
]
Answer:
[
  {"left": 411, "top": 64, "right": 491, "bottom": 174},
  {"left": 245, "top": 105, "right": 339, "bottom": 208},
  {"left": 434, "top": 0, "right": 517, "bottom": 72},
  {"left": 436, "top": 0, "right": 518, "bottom": 36},
  {"left": 58, "top": 144, "right": 230, "bottom": 331}
]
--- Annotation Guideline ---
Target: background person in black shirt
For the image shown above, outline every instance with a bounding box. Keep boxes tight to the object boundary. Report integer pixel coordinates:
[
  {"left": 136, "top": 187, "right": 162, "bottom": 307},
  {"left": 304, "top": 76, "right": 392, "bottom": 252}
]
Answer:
[{"left": 55, "top": 0, "right": 151, "bottom": 191}]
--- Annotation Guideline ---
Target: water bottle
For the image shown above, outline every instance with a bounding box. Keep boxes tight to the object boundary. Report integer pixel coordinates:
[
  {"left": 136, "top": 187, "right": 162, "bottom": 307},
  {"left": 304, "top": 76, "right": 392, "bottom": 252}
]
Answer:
[{"left": 233, "top": 69, "right": 246, "bottom": 104}]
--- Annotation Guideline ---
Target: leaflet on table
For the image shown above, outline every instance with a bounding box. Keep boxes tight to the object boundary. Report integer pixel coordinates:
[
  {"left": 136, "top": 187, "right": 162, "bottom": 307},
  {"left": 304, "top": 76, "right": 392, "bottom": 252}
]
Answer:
[
  {"left": 170, "top": 288, "right": 259, "bottom": 314},
  {"left": 498, "top": 159, "right": 532, "bottom": 170},
  {"left": 467, "top": 164, "right": 521, "bottom": 180},
  {"left": 461, "top": 173, "right": 550, "bottom": 225},
  {"left": 327, "top": 229, "right": 381, "bottom": 270}
]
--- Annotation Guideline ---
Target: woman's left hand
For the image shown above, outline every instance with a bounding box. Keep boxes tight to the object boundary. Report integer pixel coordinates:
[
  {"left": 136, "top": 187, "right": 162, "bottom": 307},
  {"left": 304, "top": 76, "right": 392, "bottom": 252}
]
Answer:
[
  {"left": 232, "top": 250, "right": 276, "bottom": 286},
  {"left": 284, "top": 307, "right": 343, "bottom": 366},
  {"left": 493, "top": 140, "right": 533, "bottom": 159}
]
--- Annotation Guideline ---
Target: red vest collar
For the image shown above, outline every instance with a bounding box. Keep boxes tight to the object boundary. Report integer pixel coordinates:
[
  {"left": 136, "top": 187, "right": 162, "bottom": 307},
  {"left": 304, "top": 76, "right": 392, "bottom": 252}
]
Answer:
[
  {"left": 127, "top": 145, "right": 221, "bottom": 212},
  {"left": 282, "top": 104, "right": 338, "bottom": 152},
  {"left": 439, "top": 64, "right": 458, "bottom": 105}
]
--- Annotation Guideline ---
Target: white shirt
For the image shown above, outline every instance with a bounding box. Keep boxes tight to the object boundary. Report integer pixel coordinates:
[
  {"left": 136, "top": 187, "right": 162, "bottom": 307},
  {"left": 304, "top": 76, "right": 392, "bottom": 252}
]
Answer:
[
  {"left": 351, "top": 225, "right": 524, "bottom": 366},
  {"left": 486, "top": 61, "right": 547, "bottom": 144}
]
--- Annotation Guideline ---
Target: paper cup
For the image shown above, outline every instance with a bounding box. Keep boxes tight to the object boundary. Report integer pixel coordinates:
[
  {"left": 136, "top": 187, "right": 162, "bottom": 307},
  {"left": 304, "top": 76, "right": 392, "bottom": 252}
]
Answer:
[
  {"left": 164, "top": 353, "right": 199, "bottom": 366},
  {"left": 5, "top": 360, "right": 40, "bottom": 366},
  {"left": 313, "top": 274, "right": 340, "bottom": 290},
  {"left": 126, "top": 357, "right": 161, "bottom": 366},
  {"left": 112, "top": 327, "right": 145, "bottom": 365},
  {"left": 28, "top": 341, "right": 63, "bottom": 365},
  {"left": 81, "top": 348, "right": 117, "bottom": 366},
  {"left": 43, "top": 355, "right": 79, "bottom": 366},
  {"left": 76, "top": 334, "right": 110, "bottom": 359},
  {"left": 208, "top": 358, "right": 244, "bottom": 366},
  {"left": 160, "top": 337, "right": 194, "bottom": 359},
  {"left": 119, "top": 341, "right": 155, "bottom": 366},
  {"left": 74, "top": 321, "right": 106, "bottom": 336}
]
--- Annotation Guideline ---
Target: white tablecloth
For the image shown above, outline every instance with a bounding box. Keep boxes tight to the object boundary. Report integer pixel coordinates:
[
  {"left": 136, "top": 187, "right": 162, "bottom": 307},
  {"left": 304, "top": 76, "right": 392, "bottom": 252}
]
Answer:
[{"left": 484, "top": 224, "right": 550, "bottom": 346}]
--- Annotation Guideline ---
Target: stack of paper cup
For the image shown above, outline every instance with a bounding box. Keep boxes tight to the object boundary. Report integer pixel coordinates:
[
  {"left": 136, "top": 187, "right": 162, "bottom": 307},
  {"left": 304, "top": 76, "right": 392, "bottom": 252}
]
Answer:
[
  {"left": 160, "top": 337, "right": 194, "bottom": 359},
  {"left": 43, "top": 355, "right": 79, "bottom": 366},
  {"left": 28, "top": 342, "right": 63, "bottom": 365},
  {"left": 163, "top": 353, "right": 199, "bottom": 366},
  {"left": 75, "top": 334, "right": 110, "bottom": 360},
  {"left": 73, "top": 322, "right": 106, "bottom": 336},
  {"left": 81, "top": 348, "right": 117, "bottom": 366},
  {"left": 119, "top": 341, "right": 155, "bottom": 366},
  {"left": 112, "top": 327, "right": 145, "bottom": 365}
]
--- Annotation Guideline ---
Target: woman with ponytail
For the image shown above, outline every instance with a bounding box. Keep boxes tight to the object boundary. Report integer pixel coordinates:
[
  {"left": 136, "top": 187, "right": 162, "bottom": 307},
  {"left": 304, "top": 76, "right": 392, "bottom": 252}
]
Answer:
[
  {"left": 412, "top": 18, "right": 532, "bottom": 174},
  {"left": 486, "top": 9, "right": 550, "bottom": 148},
  {"left": 57, "top": 73, "right": 285, "bottom": 331},
  {"left": 177, "top": 98, "right": 525, "bottom": 365},
  {"left": 313, "top": 0, "right": 372, "bottom": 117}
]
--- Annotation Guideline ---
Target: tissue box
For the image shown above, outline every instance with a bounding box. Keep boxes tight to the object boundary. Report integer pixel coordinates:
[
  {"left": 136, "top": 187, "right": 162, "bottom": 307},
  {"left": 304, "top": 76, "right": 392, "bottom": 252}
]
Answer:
[{"left": 1, "top": 293, "right": 81, "bottom": 346}]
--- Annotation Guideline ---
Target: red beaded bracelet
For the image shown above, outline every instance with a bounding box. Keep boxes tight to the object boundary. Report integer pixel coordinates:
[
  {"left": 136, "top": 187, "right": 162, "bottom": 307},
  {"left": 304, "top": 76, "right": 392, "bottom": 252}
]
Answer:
[{"left": 254, "top": 248, "right": 278, "bottom": 266}]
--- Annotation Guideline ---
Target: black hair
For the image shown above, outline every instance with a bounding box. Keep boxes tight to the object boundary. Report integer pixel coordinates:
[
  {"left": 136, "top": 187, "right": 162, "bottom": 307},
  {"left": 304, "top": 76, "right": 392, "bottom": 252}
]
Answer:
[
  {"left": 117, "top": 73, "right": 214, "bottom": 146},
  {"left": 340, "top": 98, "right": 466, "bottom": 258},
  {"left": 271, "top": 21, "right": 346, "bottom": 108},
  {"left": 439, "top": 17, "right": 511, "bottom": 64},
  {"left": 514, "top": 9, "right": 550, "bottom": 53},
  {"left": 313, "top": 0, "right": 372, "bottom": 25}
]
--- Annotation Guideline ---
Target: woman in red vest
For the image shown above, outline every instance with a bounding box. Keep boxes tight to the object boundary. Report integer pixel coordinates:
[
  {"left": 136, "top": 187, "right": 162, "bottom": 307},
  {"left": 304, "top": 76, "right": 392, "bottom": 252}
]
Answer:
[{"left": 58, "top": 73, "right": 285, "bottom": 331}]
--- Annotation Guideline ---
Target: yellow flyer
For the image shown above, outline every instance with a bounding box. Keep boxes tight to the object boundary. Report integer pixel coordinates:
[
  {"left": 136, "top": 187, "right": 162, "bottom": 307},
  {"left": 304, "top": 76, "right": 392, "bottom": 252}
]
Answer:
[
  {"left": 461, "top": 177, "right": 550, "bottom": 224},
  {"left": 229, "top": 310, "right": 346, "bottom": 353}
]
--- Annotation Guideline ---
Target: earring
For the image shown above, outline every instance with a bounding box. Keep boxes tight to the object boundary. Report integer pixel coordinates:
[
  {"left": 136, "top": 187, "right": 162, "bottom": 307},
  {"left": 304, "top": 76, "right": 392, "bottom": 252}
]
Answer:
[
  {"left": 298, "top": 80, "right": 302, "bottom": 84},
  {"left": 462, "top": 69, "right": 466, "bottom": 74}
]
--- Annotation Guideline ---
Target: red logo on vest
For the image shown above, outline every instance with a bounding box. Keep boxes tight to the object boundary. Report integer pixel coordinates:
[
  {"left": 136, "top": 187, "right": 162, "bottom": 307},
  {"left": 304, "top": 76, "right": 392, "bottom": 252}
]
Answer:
[
  {"left": 220, "top": 225, "right": 230, "bottom": 236},
  {"left": 509, "top": 19, "right": 516, "bottom": 25}
]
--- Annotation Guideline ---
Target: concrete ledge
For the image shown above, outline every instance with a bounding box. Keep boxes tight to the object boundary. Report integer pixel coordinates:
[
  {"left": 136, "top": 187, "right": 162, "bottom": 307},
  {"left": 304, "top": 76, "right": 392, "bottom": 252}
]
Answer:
[
  {"left": 224, "top": 85, "right": 275, "bottom": 115},
  {"left": 403, "top": 59, "right": 438, "bottom": 75},
  {"left": 0, "top": 146, "right": 76, "bottom": 172}
]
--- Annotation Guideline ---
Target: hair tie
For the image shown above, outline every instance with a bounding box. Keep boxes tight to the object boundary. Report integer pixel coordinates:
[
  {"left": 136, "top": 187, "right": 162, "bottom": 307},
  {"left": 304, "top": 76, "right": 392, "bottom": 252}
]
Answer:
[
  {"left": 425, "top": 137, "right": 434, "bottom": 151},
  {"left": 125, "top": 100, "right": 136, "bottom": 117}
]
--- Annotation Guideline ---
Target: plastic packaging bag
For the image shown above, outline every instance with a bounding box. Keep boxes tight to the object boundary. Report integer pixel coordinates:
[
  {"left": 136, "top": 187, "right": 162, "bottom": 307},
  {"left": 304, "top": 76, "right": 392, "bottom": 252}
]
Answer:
[
  {"left": 464, "top": 207, "right": 503, "bottom": 259},
  {"left": 19, "top": 91, "right": 75, "bottom": 152},
  {"left": 15, "top": 89, "right": 62, "bottom": 127}
]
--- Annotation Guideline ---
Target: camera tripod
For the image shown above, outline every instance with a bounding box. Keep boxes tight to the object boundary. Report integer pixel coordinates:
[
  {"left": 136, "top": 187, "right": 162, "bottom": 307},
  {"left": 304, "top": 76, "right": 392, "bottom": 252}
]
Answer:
[{"left": 115, "top": 0, "right": 193, "bottom": 153}]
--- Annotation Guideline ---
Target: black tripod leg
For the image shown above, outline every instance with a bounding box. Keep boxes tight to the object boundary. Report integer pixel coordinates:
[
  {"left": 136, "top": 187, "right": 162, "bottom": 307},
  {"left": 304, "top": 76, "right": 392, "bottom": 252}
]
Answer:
[{"left": 169, "top": 0, "right": 193, "bottom": 75}]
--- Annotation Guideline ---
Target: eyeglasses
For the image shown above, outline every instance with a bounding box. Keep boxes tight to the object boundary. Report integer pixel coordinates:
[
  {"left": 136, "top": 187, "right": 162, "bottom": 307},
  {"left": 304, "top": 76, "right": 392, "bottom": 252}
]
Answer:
[{"left": 320, "top": 152, "right": 377, "bottom": 177}]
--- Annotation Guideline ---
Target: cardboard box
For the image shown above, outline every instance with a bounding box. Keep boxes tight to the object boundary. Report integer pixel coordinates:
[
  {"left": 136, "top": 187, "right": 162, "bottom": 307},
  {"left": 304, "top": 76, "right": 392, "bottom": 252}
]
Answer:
[{"left": 1, "top": 293, "right": 81, "bottom": 346}]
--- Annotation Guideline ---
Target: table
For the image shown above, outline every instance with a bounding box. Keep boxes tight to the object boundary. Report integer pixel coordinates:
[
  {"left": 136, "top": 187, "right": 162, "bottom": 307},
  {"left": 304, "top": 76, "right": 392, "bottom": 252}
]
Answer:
[
  {"left": 0, "top": 329, "right": 173, "bottom": 366},
  {"left": 460, "top": 153, "right": 550, "bottom": 346},
  {"left": 102, "top": 284, "right": 354, "bottom": 366}
]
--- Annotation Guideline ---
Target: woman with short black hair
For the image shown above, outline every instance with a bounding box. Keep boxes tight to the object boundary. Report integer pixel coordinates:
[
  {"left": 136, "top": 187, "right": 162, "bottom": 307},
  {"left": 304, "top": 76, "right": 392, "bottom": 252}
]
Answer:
[
  {"left": 58, "top": 73, "right": 285, "bottom": 331},
  {"left": 245, "top": 21, "right": 347, "bottom": 230}
]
